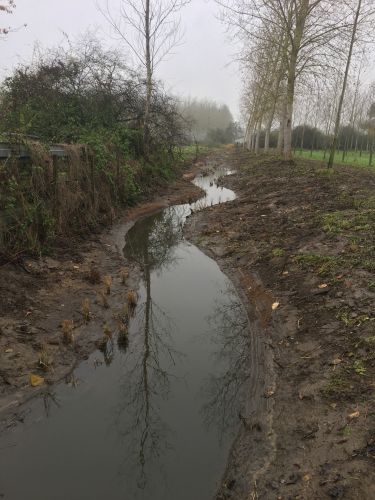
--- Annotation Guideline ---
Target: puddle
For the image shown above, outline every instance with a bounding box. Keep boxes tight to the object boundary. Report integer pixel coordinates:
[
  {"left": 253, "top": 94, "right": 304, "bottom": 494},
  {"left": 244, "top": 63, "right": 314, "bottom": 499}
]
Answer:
[{"left": 0, "top": 164, "right": 253, "bottom": 500}]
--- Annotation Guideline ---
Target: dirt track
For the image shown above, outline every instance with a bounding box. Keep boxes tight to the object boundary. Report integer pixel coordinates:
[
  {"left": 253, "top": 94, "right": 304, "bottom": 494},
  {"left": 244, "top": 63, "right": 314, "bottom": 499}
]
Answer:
[{"left": 185, "top": 149, "right": 375, "bottom": 499}]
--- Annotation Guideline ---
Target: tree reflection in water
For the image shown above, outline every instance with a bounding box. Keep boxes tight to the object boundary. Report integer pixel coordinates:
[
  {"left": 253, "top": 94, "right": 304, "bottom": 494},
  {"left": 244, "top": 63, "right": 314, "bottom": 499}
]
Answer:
[
  {"left": 116, "top": 206, "right": 186, "bottom": 493},
  {"left": 202, "top": 285, "right": 251, "bottom": 440}
]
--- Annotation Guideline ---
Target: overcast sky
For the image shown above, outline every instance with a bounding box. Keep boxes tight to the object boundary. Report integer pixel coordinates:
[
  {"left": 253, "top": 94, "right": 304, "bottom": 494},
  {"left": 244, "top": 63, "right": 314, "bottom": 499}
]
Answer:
[{"left": 0, "top": 0, "right": 242, "bottom": 119}]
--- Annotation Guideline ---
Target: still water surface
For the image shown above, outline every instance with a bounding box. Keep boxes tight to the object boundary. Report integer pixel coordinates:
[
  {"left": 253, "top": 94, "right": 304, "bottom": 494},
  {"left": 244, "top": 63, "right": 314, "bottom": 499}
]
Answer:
[{"left": 0, "top": 165, "right": 252, "bottom": 500}]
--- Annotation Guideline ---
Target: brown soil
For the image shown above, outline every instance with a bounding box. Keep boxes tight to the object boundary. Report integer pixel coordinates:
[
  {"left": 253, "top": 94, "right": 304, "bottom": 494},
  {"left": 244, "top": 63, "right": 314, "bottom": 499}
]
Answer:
[
  {"left": 185, "top": 149, "right": 375, "bottom": 500},
  {"left": 0, "top": 170, "right": 204, "bottom": 416}
]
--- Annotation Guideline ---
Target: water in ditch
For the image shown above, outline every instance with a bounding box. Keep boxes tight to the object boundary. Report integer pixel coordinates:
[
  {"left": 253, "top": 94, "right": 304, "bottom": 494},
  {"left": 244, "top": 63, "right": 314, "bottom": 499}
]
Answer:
[{"left": 0, "top": 165, "right": 252, "bottom": 500}]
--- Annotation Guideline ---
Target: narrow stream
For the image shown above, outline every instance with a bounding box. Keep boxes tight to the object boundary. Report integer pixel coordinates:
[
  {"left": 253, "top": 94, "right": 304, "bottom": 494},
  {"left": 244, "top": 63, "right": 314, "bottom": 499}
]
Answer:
[{"left": 0, "top": 164, "right": 252, "bottom": 500}]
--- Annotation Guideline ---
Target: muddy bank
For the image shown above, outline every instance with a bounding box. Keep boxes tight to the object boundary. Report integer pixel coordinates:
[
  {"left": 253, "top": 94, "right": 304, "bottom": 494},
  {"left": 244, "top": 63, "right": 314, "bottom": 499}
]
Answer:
[
  {"left": 185, "top": 149, "right": 375, "bottom": 499},
  {"left": 0, "top": 170, "right": 205, "bottom": 417}
]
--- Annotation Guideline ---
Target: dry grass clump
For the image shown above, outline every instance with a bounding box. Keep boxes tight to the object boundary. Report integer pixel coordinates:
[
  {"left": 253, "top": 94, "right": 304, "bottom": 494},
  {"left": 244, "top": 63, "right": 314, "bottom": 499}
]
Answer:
[
  {"left": 87, "top": 265, "right": 101, "bottom": 284},
  {"left": 96, "top": 324, "right": 112, "bottom": 352},
  {"left": 103, "top": 275, "right": 113, "bottom": 295},
  {"left": 96, "top": 336, "right": 108, "bottom": 351},
  {"left": 61, "top": 319, "right": 74, "bottom": 344},
  {"left": 103, "top": 324, "right": 112, "bottom": 339},
  {"left": 122, "top": 303, "right": 130, "bottom": 323},
  {"left": 117, "top": 321, "right": 129, "bottom": 351},
  {"left": 127, "top": 290, "right": 138, "bottom": 308},
  {"left": 82, "top": 298, "right": 91, "bottom": 322},
  {"left": 38, "top": 345, "right": 53, "bottom": 371},
  {"left": 118, "top": 321, "right": 128, "bottom": 338},
  {"left": 120, "top": 267, "right": 129, "bottom": 284}
]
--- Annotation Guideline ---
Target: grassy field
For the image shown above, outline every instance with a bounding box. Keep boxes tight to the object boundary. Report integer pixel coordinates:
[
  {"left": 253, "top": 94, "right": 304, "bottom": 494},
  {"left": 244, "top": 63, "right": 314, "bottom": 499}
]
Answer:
[
  {"left": 296, "top": 148, "right": 374, "bottom": 168},
  {"left": 179, "top": 144, "right": 214, "bottom": 162},
  {"left": 181, "top": 145, "right": 375, "bottom": 169}
]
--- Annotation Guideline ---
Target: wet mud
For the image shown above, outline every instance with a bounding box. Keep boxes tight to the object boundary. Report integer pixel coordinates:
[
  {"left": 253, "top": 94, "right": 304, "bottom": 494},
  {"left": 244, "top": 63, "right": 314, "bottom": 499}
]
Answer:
[{"left": 185, "top": 148, "right": 375, "bottom": 500}]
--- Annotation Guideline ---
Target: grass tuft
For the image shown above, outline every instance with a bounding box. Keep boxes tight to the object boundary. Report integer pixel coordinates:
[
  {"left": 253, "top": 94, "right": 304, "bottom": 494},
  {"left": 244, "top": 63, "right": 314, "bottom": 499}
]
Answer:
[
  {"left": 103, "top": 275, "right": 113, "bottom": 295},
  {"left": 82, "top": 298, "right": 91, "bottom": 322},
  {"left": 61, "top": 319, "right": 74, "bottom": 344}
]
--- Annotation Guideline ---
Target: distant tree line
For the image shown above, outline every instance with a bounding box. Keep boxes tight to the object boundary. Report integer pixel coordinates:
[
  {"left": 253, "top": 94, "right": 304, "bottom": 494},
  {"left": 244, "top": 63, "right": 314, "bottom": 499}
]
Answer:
[
  {"left": 256, "top": 123, "right": 375, "bottom": 155},
  {"left": 178, "top": 98, "right": 241, "bottom": 144}
]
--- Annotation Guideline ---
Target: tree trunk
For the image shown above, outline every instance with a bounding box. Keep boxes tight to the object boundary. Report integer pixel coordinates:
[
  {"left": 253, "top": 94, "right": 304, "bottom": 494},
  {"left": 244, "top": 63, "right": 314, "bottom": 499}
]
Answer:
[
  {"left": 300, "top": 124, "right": 305, "bottom": 154},
  {"left": 244, "top": 110, "right": 255, "bottom": 150},
  {"left": 283, "top": 67, "right": 295, "bottom": 160},
  {"left": 342, "top": 136, "right": 349, "bottom": 162},
  {"left": 328, "top": 0, "right": 362, "bottom": 168},
  {"left": 264, "top": 109, "right": 273, "bottom": 152},
  {"left": 277, "top": 120, "right": 284, "bottom": 153},
  {"left": 264, "top": 99, "right": 277, "bottom": 152},
  {"left": 255, "top": 121, "right": 261, "bottom": 154},
  {"left": 244, "top": 116, "right": 252, "bottom": 150},
  {"left": 143, "top": 0, "right": 152, "bottom": 156},
  {"left": 278, "top": 97, "right": 287, "bottom": 154},
  {"left": 369, "top": 137, "right": 374, "bottom": 166},
  {"left": 283, "top": 0, "right": 308, "bottom": 161},
  {"left": 251, "top": 123, "right": 257, "bottom": 150},
  {"left": 264, "top": 127, "right": 270, "bottom": 152},
  {"left": 310, "top": 129, "right": 317, "bottom": 157}
]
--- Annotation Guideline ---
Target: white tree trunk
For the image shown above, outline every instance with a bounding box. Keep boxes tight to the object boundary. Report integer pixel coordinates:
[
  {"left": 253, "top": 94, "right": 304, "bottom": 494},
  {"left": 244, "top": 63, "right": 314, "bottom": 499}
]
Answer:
[
  {"left": 278, "top": 96, "right": 287, "bottom": 153},
  {"left": 255, "top": 121, "right": 262, "bottom": 154},
  {"left": 143, "top": 0, "right": 152, "bottom": 155},
  {"left": 264, "top": 111, "right": 274, "bottom": 152},
  {"left": 328, "top": 0, "right": 362, "bottom": 167},
  {"left": 283, "top": 56, "right": 297, "bottom": 160},
  {"left": 264, "top": 127, "right": 270, "bottom": 152}
]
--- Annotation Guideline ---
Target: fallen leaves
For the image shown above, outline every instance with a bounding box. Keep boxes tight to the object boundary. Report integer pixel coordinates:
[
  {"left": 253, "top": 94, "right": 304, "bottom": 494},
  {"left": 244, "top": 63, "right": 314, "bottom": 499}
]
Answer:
[
  {"left": 272, "top": 301, "right": 280, "bottom": 310},
  {"left": 348, "top": 410, "right": 360, "bottom": 420},
  {"left": 265, "top": 387, "right": 275, "bottom": 398},
  {"left": 318, "top": 283, "right": 329, "bottom": 289},
  {"left": 30, "top": 374, "right": 44, "bottom": 387},
  {"left": 331, "top": 358, "right": 343, "bottom": 366}
]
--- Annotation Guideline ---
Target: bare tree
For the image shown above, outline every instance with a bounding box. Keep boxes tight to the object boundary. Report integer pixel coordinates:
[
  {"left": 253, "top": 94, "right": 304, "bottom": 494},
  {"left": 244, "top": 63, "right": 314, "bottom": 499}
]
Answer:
[
  {"left": 98, "top": 0, "right": 190, "bottom": 155},
  {"left": 327, "top": 0, "right": 371, "bottom": 168},
  {"left": 218, "top": 0, "right": 352, "bottom": 160},
  {"left": 240, "top": 25, "right": 288, "bottom": 153}
]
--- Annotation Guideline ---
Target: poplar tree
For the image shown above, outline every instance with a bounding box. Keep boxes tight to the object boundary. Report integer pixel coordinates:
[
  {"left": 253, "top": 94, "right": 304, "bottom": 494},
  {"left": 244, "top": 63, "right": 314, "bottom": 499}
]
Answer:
[{"left": 99, "top": 0, "right": 190, "bottom": 156}]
